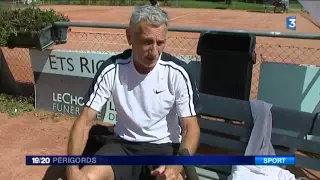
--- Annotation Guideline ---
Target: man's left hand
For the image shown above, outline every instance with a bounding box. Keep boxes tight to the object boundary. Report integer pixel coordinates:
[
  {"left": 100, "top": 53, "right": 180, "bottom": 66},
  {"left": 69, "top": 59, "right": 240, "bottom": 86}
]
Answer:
[{"left": 151, "top": 165, "right": 183, "bottom": 180}]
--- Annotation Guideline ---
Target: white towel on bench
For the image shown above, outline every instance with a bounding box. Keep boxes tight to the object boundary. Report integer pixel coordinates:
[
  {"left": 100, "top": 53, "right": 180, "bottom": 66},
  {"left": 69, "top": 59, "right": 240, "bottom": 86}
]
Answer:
[
  {"left": 227, "top": 100, "right": 295, "bottom": 180},
  {"left": 228, "top": 165, "right": 295, "bottom": 180}
]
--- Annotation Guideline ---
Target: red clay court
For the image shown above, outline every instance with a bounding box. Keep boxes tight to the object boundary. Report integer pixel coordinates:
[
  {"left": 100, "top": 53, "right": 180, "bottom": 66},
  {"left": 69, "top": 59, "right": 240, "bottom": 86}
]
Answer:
[
  {"left": 41, "top": 5, "right": 320, "bottom": 47},
  {"left": 0, "top": 5, "right": 320, "bottom": 180}
]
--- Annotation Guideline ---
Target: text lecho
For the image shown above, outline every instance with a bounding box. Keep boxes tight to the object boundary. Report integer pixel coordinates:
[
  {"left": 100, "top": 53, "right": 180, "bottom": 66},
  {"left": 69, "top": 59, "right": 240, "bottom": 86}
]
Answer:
[{"left": 53, "top": 92, "right": 84, "bottom": 115}]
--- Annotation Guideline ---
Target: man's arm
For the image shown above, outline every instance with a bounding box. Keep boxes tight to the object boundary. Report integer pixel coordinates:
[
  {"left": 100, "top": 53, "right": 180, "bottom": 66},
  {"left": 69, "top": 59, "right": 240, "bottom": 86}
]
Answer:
[
  {"left": 66, "top": 106, "right": 97, "bottom": 176},
  {"left": 67, "top": 59, "right": 115, "bottom": 173},
  {"left": 174, "top": 63, "right": 201, "bottom": 155},
  {"left": 179, "top": 116, "right": 200, "bottom": 155},
  {"left": 151, "top": 64, "right": 201, "bottom": 178},
  {"left": 67, "top": 106, "right": 97, "bottom": 156}
]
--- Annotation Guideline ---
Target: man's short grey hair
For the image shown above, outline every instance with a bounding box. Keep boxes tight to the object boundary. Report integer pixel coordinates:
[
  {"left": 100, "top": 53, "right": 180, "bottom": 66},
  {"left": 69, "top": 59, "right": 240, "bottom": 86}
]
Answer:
[{"left": 129, "top": 4, "right": 169, "bottom": 29}]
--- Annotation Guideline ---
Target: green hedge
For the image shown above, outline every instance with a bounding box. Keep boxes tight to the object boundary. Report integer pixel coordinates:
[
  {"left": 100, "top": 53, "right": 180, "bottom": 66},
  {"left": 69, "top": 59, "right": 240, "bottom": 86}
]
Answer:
[{"left": 0, "top": 7, "right": 69, "bottom": 47}]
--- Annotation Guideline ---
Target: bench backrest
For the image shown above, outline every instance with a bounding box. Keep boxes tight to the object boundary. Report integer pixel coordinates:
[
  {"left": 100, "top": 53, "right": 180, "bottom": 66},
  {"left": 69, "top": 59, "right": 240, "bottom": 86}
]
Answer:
[{"left": 198, "top": 93, "right": 320, "bottom": 172}]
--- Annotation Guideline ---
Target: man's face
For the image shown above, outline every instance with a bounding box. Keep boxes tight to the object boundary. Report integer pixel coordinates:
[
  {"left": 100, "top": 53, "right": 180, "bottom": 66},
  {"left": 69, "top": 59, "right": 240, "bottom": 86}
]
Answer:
[{"left": 127, "top": 21, "right": 167, "bottom": 72}]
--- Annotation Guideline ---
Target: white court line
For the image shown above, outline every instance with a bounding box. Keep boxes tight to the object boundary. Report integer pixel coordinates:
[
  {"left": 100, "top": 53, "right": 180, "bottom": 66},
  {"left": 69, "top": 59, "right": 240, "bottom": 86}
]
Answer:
[{"left": 170, "top": 13, "right": 196, "bottom": 21}]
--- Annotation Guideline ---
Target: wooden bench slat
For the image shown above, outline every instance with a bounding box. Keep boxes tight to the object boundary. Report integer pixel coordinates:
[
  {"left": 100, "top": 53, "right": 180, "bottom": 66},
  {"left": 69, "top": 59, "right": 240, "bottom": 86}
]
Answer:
[
  {"left": 271, "top": 107, "right": 315, "bottom": 134},
  {"left": 198, "top": 165, "right": 232, "bottom": 174},
  {"left": 275, "top": 150, "right": 320, "bottom": 170},
  {"left": 200, "top": 133, "right": 246, "bottom": 152},
  {"left": 271, "top": 133, "right": 320, "bottom": 154},
  {"left": 199, "top": 176, "right": 217, "bottom": 180},
  {"left": 195, "top": 167, "right": 228, "bottom": 180},
  {"left": 295, "top": 155, "right": 320, "bottom": 170},
  {"left": 199, "top": 93, "right": 315, "bottom": 134},
  {"left": 199, "top": 118, "right": 251, "bottom": 137},
  {"left": 200, "top": 93, "right": 252, "bottom": 123},
  {"left": 199, "top": 117, "right": 320, "bottom": 154}
]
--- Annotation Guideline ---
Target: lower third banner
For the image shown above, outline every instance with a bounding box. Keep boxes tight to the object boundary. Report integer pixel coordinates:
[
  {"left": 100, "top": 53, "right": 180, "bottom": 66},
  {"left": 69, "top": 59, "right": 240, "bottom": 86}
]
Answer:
[{"left": 26, "top": 155, "right": 295, "bottom": 166}]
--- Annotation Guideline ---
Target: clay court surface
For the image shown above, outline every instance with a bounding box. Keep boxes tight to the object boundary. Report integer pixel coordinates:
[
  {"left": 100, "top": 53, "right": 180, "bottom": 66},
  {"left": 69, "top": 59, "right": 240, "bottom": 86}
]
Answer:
[
  {"left": 41, "top": 5, "right": 320, "bottom": 47},
  {"left": 1, "top": 5, "right": 320, "bottom": 180}
]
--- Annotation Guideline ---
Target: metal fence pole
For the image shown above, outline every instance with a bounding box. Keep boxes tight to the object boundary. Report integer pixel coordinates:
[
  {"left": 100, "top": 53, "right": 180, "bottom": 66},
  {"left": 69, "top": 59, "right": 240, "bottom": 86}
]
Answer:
[{"left": 53, "top": 21, "right": 320, "bottom": 40}]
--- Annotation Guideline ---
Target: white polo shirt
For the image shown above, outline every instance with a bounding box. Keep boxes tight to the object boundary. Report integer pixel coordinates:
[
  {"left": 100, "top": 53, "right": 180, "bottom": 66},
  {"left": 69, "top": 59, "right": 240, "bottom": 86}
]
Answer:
[{"left": 85, "top": 49, "right": 199, "bottom": 144}]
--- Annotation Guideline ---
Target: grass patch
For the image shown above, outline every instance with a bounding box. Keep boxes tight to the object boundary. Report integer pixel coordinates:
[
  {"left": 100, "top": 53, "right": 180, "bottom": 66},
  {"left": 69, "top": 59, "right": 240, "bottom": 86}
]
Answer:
[{"left": 0, "top": 93, "right": 34, "bottom": 116}]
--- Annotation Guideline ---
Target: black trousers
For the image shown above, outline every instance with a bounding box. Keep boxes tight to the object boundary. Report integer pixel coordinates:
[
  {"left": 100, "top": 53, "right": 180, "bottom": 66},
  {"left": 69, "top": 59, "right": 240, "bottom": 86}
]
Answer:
[{"left": 82, "top": 124, "right": 180, "bottom": 180}]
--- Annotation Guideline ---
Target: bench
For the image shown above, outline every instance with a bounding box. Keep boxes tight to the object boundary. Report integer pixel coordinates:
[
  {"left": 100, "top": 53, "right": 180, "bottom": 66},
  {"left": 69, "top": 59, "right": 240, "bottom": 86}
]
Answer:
[
  {"left": 263, "top": 3, "right": 275, "bottom": 13},
  {"left": 12, "top": 0, "right": 32, "bottom": 4},
  {"left": 263, "top": 1, "right": 288, "bottom": 13},
  {"left": 194, "top": 93, "right": 320, "bottom": 180}
]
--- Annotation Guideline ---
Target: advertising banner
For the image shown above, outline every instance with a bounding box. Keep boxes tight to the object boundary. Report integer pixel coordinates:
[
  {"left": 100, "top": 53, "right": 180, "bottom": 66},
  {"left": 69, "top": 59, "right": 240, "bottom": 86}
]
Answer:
[{"left": 30, "top": 49, "right": 119, "bottom": 124}]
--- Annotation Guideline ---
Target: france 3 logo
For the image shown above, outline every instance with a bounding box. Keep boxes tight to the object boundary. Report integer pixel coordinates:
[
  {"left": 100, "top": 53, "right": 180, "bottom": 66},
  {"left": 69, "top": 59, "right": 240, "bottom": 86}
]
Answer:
[{"left": 286, "top": 16, "right": 296, "bottom": 31}]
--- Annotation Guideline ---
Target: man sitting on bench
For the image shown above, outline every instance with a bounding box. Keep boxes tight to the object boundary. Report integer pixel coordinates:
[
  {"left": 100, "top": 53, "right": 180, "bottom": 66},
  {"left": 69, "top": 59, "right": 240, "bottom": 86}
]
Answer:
[
  {"left": 150, "top": 0, "right": 159, "bottom": 7},
  {"left": 66, "top": 4, "right": 200, "bottom": 180}
]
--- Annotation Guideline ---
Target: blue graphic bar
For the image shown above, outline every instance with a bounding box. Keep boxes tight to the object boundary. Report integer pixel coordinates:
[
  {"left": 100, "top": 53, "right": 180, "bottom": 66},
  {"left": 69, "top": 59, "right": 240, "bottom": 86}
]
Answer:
[{"left": 26, "top": 155, "right": 295, "bottom": 166}]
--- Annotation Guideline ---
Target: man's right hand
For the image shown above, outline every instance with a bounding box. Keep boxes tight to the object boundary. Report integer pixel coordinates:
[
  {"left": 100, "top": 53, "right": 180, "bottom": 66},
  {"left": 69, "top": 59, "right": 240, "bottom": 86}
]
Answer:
[{"left": 66, "top": 166, "right": 89, "bottom": 180}]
